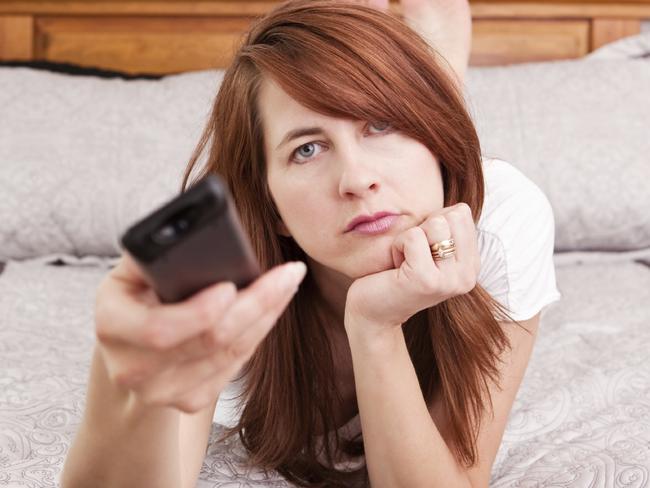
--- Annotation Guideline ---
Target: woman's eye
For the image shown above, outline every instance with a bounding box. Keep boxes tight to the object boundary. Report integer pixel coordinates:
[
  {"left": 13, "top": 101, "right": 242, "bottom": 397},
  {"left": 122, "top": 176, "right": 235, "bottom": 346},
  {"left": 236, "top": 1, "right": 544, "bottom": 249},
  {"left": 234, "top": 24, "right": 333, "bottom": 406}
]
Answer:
[
  {"left": 290, "top": 142, "right": 324, "bottom": 164},
  {"left": 289, "top": 123, "right": 392, "bottom": 164},
  {"left": 368, "top": 121, "right": 392, "bottom": 133}
]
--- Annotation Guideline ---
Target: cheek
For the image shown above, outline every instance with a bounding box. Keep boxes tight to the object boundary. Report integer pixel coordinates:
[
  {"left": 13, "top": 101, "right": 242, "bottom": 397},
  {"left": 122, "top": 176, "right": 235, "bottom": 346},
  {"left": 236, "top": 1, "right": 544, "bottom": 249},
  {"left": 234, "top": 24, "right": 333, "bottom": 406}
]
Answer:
[
  {"left": 273, "top": 181, "right": 334, "bottom": 244},
  {"left": 398, "top": 149, "right": 445, "bottom": 207},
  {"left": 430, "top": 163, "right": 445, "bottom": 207}
]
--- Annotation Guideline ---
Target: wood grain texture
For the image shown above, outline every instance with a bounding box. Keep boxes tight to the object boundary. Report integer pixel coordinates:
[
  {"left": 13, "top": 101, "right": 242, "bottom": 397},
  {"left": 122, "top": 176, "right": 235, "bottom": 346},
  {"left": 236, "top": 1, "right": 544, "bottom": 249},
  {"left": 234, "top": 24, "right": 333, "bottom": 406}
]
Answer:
[
  {"left": 0, "top": 16, "right": 33, "bottom": 60},
  {"left": 0, "top": 1, "right": 648, "bottom": 72},
  {"left": 0, "top": 2, "right": 275, "bottom": 16},
  {"left": 470, "top": 2, "right": 650, "bottom": 19},
  {"left": 35, "top": 17, "right": 251, "bottom": 73},
  {"left": 1, "top": 1, "right": 650, "bottom": 18},
  {"left": 471, "top": 20, "right": 590, "bottom": 65},
  {"left": 591, "top": 18, "right": 642, "bottom": 49}
]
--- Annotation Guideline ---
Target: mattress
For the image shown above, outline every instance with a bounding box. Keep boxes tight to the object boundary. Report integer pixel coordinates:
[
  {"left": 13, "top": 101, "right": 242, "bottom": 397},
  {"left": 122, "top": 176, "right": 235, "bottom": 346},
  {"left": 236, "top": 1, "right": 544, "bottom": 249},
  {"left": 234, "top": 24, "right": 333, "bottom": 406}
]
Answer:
[{"left": 1, "top": 253, "right": 649, "bottom": 487}]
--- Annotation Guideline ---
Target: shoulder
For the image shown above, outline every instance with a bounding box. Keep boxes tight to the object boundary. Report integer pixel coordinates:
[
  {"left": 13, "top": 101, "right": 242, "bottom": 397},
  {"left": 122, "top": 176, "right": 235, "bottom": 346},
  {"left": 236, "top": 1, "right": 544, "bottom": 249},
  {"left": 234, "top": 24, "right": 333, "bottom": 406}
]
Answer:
[
  {"left": 477, "top": 158, "right": 554, "bottom": 234},
  {"left": 476, "top": 157, "right": 561, "bottom": 321},
  {"left": 476, "top": 157, "right": 555, "bottom": 253}
]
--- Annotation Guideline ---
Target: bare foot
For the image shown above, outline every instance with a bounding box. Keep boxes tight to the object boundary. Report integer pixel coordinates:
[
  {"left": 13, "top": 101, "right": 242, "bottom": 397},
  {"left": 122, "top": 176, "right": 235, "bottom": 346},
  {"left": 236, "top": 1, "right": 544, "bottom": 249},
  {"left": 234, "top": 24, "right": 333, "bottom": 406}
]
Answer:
[
  {"left": 356, "top": 0, "right": 471, "bottom": 86},
  {"left": 401, "top": 0, "right": 472, "bottom": 85}
]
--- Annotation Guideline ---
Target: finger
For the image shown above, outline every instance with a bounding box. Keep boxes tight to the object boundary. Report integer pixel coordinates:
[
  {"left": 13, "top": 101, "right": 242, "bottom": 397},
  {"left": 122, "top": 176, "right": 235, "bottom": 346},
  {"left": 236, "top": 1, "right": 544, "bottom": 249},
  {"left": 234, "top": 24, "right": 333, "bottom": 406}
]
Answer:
[
  {"left": 134, "top": 280, "right": 297, "bottom": 404},
  {"left": 132, "top": 348, "right": 243, "bottom": 408},
  {"left": 422, "top": 210, "right": 457, "bottom": 251},
  {"left": 436, "top": 202, "right": 480, "bottom": 279},
  {"left": 440, "top": 203, "right": 475, "bottom": 267},
  {"left": 392, "top": 226, "right": 438, "bottom": 280},
  {"left": 391, "top": 204, "right": 451, "bottom": 269},
  {"left": 448, "top": 203, "right": 481, "bottom": 280},
  {"left": 419, "top": 213, "right": 456, "bottom": 273},
  {"left": 400, "top": 202, "right": 466, "bottom": 268},
  {"left": 140, "top": 265, "right": 306, "bottom": 394},
  {"left": 110, "top": 252, "right": 150, "bottom": 288},
  {"left": 421, "top": 204, "right": 479, "bottom": 294},
  {"left": 201, "top": 262, "right": 306, "bottom": 350},
  {"left": 96, "top": 278, "right": 238, "bottom": 349},
  {"left": 226, "top": 271, "right": 301, "bottom": 354},
  {"left": 424, "top": 202, "right": 471, "bottom": 221},
  {"left": 163, "top": 281, "right": 296, "bottom": 405},
  {"left": 163, "top": 261, "right": 307, "bottom": 363},
  {"left": 102, "top": 262, "right": 305, "bottom": 390}
]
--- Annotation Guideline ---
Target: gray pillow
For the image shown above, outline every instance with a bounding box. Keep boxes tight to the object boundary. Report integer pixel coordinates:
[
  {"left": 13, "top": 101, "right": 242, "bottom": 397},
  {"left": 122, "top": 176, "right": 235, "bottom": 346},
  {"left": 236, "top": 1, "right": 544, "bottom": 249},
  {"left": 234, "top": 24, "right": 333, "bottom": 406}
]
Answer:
[
  {"left": 466, "top": 32, "right": 650, "bottom": 252},
  {"left": 0, "top": 68, "right": 222, "bottom": 260},
  {"left": 1, "top": 32, "right": 649, "bottom": 259}
]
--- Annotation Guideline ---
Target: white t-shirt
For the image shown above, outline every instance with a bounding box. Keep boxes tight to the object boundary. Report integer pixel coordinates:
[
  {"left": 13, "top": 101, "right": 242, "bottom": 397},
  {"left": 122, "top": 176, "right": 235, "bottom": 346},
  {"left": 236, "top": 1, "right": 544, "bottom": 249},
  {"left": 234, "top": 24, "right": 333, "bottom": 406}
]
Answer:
[
  {"left": 476, "top": 157, "right": 561, "bottom": 321},
  {"left": 213, "top": 157, "right": 562, "bottom": 433}
]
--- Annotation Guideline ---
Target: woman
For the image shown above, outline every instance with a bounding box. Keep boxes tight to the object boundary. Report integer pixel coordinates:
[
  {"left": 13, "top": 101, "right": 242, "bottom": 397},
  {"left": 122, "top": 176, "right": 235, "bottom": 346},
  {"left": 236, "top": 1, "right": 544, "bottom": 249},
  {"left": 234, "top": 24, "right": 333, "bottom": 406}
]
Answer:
[{"left": 61, "top": 1, "right": 561, "bottom": 487}]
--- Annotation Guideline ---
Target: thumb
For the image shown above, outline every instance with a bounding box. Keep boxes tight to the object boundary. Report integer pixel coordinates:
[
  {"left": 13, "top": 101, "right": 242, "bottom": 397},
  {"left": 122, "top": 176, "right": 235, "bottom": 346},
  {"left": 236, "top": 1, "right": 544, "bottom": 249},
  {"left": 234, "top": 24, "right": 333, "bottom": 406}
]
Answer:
[{"left": 111, "top": 251, "right": 150, "bottom": 288}]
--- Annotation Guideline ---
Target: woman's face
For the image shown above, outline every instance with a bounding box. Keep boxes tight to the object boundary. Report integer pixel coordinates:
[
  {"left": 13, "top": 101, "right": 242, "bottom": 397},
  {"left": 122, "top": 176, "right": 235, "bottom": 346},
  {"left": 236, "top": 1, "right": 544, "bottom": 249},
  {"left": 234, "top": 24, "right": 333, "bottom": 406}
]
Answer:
[{"left": 261, "top": 76, "right": 444, "bottom": 282}]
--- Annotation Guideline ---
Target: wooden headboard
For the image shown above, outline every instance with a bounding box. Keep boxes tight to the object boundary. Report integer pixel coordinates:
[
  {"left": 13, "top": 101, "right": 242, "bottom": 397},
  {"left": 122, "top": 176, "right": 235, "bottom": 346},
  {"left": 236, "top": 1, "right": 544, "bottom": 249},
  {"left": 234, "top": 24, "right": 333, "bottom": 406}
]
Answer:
[{"left": 1, "top": 0, "right": 649, "bottom": 75}]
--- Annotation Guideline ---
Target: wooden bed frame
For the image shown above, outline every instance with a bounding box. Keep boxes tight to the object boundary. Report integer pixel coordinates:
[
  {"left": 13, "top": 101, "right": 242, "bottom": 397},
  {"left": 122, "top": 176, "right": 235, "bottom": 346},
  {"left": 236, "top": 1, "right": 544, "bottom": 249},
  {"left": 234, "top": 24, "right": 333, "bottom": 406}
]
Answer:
[{"left": 0, "top": 0, "right": 649, "bottom": 75}]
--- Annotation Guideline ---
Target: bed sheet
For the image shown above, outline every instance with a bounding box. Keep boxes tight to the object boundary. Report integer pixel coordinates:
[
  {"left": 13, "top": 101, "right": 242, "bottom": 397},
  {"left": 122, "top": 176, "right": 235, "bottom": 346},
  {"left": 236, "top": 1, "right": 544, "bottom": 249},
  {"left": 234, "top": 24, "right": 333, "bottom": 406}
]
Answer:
[{"left": 0, "top": 254, "right": 649, "bottom": 487}]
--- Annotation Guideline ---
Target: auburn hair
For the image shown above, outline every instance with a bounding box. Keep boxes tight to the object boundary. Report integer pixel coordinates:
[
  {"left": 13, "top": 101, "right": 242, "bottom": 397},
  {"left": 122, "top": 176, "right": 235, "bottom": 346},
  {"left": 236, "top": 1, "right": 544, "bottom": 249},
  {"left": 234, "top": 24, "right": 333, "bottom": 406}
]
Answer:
[{"left": 182, "top": 1, "right": 521, "bottom": 486}]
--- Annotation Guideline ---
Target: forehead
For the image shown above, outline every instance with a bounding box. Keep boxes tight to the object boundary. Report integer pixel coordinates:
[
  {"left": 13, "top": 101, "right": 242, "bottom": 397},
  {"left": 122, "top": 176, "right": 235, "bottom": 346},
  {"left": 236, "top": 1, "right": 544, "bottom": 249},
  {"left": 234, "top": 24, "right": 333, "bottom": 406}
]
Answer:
[{"left": 258, "top": 77, "right": 331, "bottom": 137}]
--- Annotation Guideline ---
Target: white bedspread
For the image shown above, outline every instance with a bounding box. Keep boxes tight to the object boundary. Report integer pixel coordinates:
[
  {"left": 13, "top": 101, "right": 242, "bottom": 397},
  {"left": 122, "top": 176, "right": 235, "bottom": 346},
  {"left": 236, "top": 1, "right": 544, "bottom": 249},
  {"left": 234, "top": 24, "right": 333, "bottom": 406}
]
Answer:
[{"left": 1, "top": 254, "right": 649, "bottom": 487}]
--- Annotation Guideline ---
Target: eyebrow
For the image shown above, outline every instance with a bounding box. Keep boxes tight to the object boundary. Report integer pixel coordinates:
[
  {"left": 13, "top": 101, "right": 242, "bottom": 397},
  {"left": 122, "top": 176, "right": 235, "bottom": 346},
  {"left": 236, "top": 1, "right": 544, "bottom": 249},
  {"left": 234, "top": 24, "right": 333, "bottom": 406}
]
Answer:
[{"left": 275, "top": 127, "right": 326, "bottom": 151}]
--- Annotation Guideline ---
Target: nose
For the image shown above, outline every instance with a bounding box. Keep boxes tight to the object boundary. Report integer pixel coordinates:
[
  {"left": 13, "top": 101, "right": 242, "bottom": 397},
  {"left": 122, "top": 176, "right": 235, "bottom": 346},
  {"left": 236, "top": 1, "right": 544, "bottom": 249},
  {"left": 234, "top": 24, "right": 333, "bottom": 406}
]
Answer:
[{"left": 337, "top": 143, "right": 381, "bottom": 198}]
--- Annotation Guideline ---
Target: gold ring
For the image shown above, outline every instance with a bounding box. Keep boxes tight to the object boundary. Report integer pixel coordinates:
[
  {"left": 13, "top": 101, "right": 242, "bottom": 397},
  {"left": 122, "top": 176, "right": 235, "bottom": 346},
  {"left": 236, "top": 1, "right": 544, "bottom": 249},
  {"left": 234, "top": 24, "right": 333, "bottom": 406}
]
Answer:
[{"left": 430, "top": 239, "right": 456, "bottom": 260}]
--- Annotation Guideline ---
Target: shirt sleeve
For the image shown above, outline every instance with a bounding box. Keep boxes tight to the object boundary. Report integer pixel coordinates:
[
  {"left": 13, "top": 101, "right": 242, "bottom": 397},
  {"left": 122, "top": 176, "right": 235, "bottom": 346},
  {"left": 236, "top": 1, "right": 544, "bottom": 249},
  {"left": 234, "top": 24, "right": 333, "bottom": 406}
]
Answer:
[{"left": 477, "top": 169, "right": 562, "bottom": 322}]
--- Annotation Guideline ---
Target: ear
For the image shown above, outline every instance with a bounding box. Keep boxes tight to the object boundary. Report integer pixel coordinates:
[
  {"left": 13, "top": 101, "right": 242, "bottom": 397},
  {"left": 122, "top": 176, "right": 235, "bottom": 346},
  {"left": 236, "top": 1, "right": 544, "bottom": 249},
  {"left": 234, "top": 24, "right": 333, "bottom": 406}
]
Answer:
[{"left": 276, "top": 219, "right": 292, "bottom": 237}]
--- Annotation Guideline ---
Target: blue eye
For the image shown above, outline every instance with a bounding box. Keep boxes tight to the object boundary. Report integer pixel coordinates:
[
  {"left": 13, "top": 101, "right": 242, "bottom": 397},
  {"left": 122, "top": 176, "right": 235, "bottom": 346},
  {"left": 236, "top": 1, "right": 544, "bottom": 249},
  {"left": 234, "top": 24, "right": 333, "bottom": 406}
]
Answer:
[
  {"left": 290, "top": 142, "right": 324, "bottom": 164},
  {"left": 297, "top": 143, "right": 317, "bottom": 158},
  {"left": 369, "top": 121, "right": 391, "bottom": 132},
  {"left": 288, "top": 122, "right": 393, "bottom": 164}
]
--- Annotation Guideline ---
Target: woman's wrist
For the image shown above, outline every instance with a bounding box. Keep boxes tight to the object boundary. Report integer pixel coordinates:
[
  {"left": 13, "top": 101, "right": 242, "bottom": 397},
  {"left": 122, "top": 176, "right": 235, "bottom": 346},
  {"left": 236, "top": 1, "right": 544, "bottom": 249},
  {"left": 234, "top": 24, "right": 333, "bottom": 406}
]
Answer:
[{"left": 344, "top": 311, "right": 405, "bottom": 354}]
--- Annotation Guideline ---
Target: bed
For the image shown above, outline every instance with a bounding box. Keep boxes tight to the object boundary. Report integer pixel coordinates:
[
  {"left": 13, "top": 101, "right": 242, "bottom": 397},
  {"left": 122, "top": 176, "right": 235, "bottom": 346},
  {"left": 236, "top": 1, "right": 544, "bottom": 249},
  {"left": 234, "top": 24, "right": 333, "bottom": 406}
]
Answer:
[{"left": 1, "top": 1, "right": 650, "bottom": 487}]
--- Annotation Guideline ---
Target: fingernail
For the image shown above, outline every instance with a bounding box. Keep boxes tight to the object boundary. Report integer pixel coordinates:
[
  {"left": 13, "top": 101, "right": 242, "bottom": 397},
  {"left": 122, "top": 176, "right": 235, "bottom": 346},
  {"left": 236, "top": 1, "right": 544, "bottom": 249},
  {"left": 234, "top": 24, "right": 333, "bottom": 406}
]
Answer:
[{"left": 286, "top": 261, "right": 307, "bottom": 282}]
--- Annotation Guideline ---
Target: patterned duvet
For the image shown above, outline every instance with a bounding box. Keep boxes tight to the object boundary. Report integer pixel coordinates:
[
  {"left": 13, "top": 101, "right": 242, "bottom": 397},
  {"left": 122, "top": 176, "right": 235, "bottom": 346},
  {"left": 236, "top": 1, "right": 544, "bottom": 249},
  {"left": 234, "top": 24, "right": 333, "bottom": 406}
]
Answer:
[{"left": 1, "top": 252, "right": 649, "bottom": 487}]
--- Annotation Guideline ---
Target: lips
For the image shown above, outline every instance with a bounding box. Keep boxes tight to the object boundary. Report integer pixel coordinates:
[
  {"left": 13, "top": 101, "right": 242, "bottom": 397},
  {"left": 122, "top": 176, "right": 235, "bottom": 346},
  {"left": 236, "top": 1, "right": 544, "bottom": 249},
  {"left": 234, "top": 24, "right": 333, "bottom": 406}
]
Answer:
[{"left": 345, "top": 211, "right": 400, "bottom": 233}]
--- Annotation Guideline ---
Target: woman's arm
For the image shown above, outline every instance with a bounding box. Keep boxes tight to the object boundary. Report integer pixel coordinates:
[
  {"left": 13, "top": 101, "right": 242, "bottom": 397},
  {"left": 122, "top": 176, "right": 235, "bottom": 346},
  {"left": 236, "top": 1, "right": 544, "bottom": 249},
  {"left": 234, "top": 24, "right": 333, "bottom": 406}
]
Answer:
[
  {"left": 61, "top": 253, "right": 306, "bottom": 488},
  {"left": 345, "top": 320, "right": 473, "bottom": 488},
  {"left": 60, "top": 346, "right": 213, "bottom": 488},
  {"left": 345, "top": 312, "right": 541, "bottom": 488}
]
